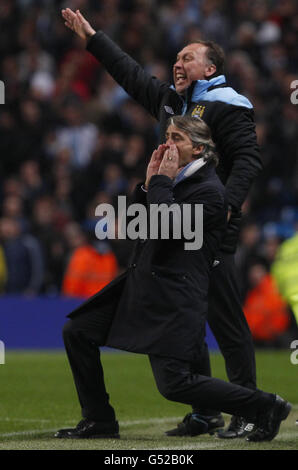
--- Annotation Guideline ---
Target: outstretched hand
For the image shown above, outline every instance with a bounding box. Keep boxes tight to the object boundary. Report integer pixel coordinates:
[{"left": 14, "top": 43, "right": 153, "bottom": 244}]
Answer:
[{"left": 62, "top": 8, "right": 96, "bottom": 41}]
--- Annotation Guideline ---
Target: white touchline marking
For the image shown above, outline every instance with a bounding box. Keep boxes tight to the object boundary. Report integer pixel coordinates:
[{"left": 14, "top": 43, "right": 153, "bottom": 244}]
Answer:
[
  {"left": 155, "top": 442, "right": 229, "bottom": 450},
  {"left": 0, "top": 416, "right": 180, "bottom": 425},
  {"left": 120, "top": 416, "right": 180, "bottom": 426},
  {"left": 0, "top": 408, "right": 296, "bottom": 438},
  {"left": 0, "top": 418, "right": 52, "bottom": 423},
  {"left": 0, "top": 428, "right": 58, "bottom": 438},
  {"left": 0, "top": 417, "right": 181, "bottom": 438}
]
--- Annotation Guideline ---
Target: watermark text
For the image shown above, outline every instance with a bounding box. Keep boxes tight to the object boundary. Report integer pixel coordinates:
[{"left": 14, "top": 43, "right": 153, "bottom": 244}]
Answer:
[
  {"left": 0, "top": 81, "right": 4, "bottom": 104},
  {"left": 290, "top": 80, "right": 298, "bottom": 104},
  {"left": 95, "top": 196, "right": 203, "bottom": 250},
  {"left": 290, "top": 340, "right": 298, "bottom": 365},
  {"left": 0, "top": 341, "right": 5, "bottom": 364}
]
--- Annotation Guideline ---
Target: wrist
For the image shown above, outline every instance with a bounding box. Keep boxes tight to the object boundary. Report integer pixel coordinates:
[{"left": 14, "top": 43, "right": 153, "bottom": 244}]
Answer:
[
  {"left": 86, "top": 29, "right": 96, "bottom": 39},
  {"left": 158, "top": 172, "right": 174, "bottom": 180}
]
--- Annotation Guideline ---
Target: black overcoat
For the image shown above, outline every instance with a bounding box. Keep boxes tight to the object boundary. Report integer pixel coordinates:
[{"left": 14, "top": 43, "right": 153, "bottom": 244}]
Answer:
[{"left": 68, "top": 162, "right": 227, "bottom": 362}]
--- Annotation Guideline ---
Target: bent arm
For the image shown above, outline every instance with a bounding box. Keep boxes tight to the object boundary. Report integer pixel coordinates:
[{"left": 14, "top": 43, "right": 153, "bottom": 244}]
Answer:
[{"left": 212, "top": 106, "right": 262, "bottom": 211}]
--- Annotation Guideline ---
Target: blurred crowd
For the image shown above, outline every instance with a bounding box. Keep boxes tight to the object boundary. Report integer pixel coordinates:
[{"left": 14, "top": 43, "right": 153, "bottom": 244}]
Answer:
[{"left": 1, "top": 0, "right": 298, "bottom": 345}]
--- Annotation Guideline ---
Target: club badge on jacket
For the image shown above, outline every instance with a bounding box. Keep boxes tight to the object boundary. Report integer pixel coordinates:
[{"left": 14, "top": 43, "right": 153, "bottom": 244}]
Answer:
[{"left": 191, "top": 105, "right": 206, "bottom": 118}]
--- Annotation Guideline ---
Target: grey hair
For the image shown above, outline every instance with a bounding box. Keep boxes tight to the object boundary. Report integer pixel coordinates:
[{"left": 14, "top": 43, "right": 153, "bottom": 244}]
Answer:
[{"left": 167, "top": 115, "right": 218, "bottom": 165}]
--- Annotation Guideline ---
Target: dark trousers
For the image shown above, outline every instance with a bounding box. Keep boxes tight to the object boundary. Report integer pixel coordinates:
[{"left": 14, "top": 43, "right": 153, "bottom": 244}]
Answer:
[
  {"left": 62, "top": 310, "right": 273, "bottom": 424},
  {"left": 204, "top": 252, "right": 257, "bottom": 390}
]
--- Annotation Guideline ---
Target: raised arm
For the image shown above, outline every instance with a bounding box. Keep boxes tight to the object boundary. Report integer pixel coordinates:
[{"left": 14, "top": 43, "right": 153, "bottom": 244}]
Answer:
[{"left": 61, "top": 8, "right": 171, "bottom": 120}]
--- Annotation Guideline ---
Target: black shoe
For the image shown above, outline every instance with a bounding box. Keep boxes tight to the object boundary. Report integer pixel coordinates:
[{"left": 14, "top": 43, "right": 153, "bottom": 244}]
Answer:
[
  {"left": 217, "top": 416, "right": 255, "bottom": 439},
  {"left": 246, "top": 395, "right": 291, "bottom": 442},
  {"left": 54, "top": 418, "right": 120, "bottom": 439},
  {"left": 165, "top": 412, "right": 224, "bottom": 437}
]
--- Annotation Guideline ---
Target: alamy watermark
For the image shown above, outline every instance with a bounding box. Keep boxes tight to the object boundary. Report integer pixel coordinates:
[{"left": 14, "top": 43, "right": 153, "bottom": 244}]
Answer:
[
  {"left": 290, "top": 340, "right": 298, "bottom": 365},
  {"left": 290, "top": 80, "right": 298, "bottom": 104},
  {"left": 94, "top": 196, "right": 203, "bottom": 250},
  {"left": 0, "top": 341, "right": 5, "bottom": 364},
  {"left": 0, "top": 81, "right": 4, "bottom": 104}
]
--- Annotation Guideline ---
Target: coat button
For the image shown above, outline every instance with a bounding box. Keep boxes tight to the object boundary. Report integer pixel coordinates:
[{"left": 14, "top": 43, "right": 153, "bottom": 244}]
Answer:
[{"left": 151, "top": 271, "right": 155, "bottom": 276}]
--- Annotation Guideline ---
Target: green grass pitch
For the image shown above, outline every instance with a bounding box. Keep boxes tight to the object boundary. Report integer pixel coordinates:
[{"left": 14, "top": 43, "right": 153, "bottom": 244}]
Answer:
[{"left": 0, "top": 349, "right": 297, "bottom": 450}]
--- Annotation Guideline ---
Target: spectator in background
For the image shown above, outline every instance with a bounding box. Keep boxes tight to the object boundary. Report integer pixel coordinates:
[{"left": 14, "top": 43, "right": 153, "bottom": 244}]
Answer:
[
  {"left": 243, "top": 261, "right": 291, "bottom": 348},
  {"left": 31, "top": 195, "right": 67, "bottom": 294},
  {"left": 86, "top": 71, "right": 129, "bottom": 118},
  {"left": 54, "top": 173, "right": 75, "bottom": 223},
  {"left": 1, "top": 177, "right": 24, "bottom": 203},
  {"left": 17, "top": 39, "right": 56, "bottom": 88},
  {"left": 0, "top": 244, "right": 7, "bottom": 294},
  {"left": 82, "top": 189, "right": 135, "bottom": 273},
  {"left": 1, "top": 194, "right": 29, "bottom": 234},
  {"left": 121, "top": 134, "right": 147, "bottom": 180},
  {"left": 159, "top": 0, "right": 201, "bottom": 59},
  {"left": 1, "top": 55, "right": 21, "bottom": 106},
  {"left": 0, "top": 111, "right": 23, "bottom": 175},
  {"left": 52, "top": 13, "right": 100, "bottom": 104},
  {"left": 82, "top": 190, "right": 113, "bottom": 235},
  {"left": 235, "top": 220, "right": 261, "bottom": 299},
  {"left": 0, "top": 0, "right": 19, "bottom": 58},
  {"left": 18, "top": 160, "right": 47, "bottom": 214},
  {"left": 62, "top": 221, "right": 118, "bottom": 299},
  {"left": 98, "top": 163, "right": 127, "bottom": 203},
  {"left": 271, "top": 230, "right": 298, "bottom": 327},
  {"left": 55, "top": 101, "right": 99, "bottom": 169},
  {"left": 18, "top": 99, "right": 48, "bottom": 164},
  {"left": 0, "top": 217, "right": 44, "bottom": 295},
  {"left": 200, "top": 0, "right": 229, "bottom": 48}
]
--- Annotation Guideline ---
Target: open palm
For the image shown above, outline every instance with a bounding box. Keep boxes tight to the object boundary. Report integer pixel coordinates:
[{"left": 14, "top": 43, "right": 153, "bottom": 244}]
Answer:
[
  {"left": 61, "top": 8, "right": 95, "bottom": 40},
  {"left": 145, "top": 144, "right": 168, "bottom": 189}
]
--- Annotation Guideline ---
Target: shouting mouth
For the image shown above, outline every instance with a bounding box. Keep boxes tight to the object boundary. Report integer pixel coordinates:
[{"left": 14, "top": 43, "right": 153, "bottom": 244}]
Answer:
[
  {"left": 175, "top": 73, "right": 187, "bottom": 86},
  {"left": 175, "top": 70, "right": 187, "bottom": 86}
]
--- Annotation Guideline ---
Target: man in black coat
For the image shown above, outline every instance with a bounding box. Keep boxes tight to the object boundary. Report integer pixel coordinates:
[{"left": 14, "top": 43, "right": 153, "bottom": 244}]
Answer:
[
  {"left": 55, "top": 116, "right": 290, "bottom": 442},
  {"left": 61, "top": 8, "right": 262, "bottom": 438}
]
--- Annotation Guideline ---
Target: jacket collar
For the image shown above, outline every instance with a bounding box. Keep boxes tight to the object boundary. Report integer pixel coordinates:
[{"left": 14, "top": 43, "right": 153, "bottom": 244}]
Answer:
[
  {"left": 190, "top": 75, "right": 226, "bottom": 102},
  {"left": 172, "top": 75, "right": 227, "bottom": 114},
  {"left": 174, "top": 159, "right": 216, "bottom": 187},
  {"left": 174, "top": 158, "right": 207, "bottom": 186}
]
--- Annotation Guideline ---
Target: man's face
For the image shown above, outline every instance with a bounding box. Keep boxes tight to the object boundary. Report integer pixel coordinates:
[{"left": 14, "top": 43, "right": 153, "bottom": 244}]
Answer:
[
  {"left": 173, "top": 44, "right": 214, "bottom": 94},
  {"left": 165, "top": 124, "right": 202, "bottom": 167}
]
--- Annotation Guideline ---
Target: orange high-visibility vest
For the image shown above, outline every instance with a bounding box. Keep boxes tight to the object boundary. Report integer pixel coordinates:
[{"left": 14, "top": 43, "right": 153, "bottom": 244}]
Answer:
[
  {"left": 243, "top": 274, "right": 290, "bottom": 341},
  {"left": 62, "top": 245, "right": 118, "bottom": 298}
]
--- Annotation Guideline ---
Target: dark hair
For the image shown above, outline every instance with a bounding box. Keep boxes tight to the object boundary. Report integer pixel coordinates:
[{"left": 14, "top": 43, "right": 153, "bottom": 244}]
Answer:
[{"left": 191, "top": 40, "right": 225, "bottom": 78}]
